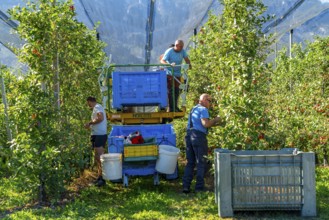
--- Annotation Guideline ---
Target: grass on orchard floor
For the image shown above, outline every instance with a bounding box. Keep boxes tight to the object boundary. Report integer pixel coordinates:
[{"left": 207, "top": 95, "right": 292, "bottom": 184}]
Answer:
[{"left": 1, "top": 163, "right": 329, "bottom": 220}]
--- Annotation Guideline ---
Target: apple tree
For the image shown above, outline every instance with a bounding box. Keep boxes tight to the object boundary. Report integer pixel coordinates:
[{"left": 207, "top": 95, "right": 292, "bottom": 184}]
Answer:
[
  {"left": 187, "top": 0, "right": 273, "bottom": 150},
  {"left": 269, "top": 37, "right": 329, "bottom": 163},
  {"left": 8, "top": 0, "right": 106, "bottom": 203}
]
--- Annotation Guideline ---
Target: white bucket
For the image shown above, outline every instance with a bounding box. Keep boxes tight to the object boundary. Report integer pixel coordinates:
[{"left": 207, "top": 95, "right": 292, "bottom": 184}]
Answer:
[
  {"left": 100, "top": 153, "right": 122, "bottom": 180},
  {"left": 155, "top": 145, "right": 180, "bottom": 174}
]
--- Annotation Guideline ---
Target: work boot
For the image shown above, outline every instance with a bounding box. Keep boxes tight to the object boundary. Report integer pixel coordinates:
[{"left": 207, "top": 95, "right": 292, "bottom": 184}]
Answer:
[
  {"left": 182, "top": 187, "right": 191, "bottom": 194},
  {"left": 93, "top": 176, "right": 102, "bottom": 184},
  {"left": 95, "top": 176, "right": 106, "bottom": 187}
]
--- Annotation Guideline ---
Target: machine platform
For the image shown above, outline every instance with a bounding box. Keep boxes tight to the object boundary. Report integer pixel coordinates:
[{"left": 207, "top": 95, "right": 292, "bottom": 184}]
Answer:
[
  {"left": 107, "top": 107, "right": 186, "bottom": 124},
  {"left": 99, "top": 63, "right": 189, "bottom": 124}
]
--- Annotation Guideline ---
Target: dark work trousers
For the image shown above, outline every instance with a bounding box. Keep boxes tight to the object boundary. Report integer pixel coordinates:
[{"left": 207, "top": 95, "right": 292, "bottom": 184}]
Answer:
[
  {"left": 182, "top": 129, "right": 208, "bottom": 191},
  {"left": 167, "top": 75, "right": 181, "bottom": 111},
  {"left": 168, "top": 88, "right": 180, "bottom": 111}
]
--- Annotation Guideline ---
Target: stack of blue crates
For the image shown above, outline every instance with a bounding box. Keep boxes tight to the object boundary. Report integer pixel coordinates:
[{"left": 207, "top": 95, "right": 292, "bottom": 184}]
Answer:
[
  {"left": 108, "top": 124, "right": 178, "bottom": 185},
  {"left": 111, "top": 71, "right": 168, "bottom": 109}
]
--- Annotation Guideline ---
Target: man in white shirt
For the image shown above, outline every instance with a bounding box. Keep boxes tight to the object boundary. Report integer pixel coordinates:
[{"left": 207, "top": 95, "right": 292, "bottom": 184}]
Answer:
[{"left": 84, "top": 96, "right": 107, "bottom": 187}]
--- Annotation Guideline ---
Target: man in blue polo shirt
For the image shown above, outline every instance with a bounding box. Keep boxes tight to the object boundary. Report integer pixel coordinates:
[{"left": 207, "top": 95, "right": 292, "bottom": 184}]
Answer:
[
  {"left": 161, "top": 40, "right": 191, "bottom": 112},
  {"left": 182, "top": 93, "right": 221, "bottom": 193}
]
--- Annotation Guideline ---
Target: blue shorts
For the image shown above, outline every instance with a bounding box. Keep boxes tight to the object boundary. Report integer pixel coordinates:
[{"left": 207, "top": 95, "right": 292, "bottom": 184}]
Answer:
[{"left": 90, "top": 135, "right": 107, "bottom": 148}]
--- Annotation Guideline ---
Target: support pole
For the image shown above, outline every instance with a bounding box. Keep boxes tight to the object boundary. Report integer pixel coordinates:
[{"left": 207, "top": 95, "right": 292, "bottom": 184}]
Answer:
[
  {"left": 289, "top": 29, "right": 293, "bottom": 58},
  {"left": 0, "top": 66, "right": 12, "bottom": 141}
]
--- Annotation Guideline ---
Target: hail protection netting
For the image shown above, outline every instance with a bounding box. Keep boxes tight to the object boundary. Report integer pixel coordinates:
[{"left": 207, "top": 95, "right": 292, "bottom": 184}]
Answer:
[{"left": 1, "top": 0, "right": 329, "bottom": 70}]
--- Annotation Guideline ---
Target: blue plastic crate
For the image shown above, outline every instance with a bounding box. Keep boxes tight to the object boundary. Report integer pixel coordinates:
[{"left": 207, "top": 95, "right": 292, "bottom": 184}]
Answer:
[
  {"left": 108, "top": 124, "right": 178, "bottom": 180},
  {"left": 109, "top": 124, "right": 176, "bottom": 147},
  {"left": 108, "top": 136, "right": 124, "bottom": 153},
  {"left": 112, "top": 71, "right": 168, "bottom": 109},
  {"left": 108, "top": 135, "right": 167, "bottom": 155},
  {"left": 123, "top": 161, "right": 157, "bottom": 176},
  {"left": 122, "top": 161, "right": 159, "bottom": 187},
  {"left": 108, "top": 125, "right": 177, "bottom": 153}
]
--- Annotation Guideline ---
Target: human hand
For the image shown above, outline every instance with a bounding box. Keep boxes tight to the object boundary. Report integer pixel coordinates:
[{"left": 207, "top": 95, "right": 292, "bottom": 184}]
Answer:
[
  {"left": 181, "top": 63, "right": 189, "bottom": 70},
  {"left": 215, "top": 117, "right": 226, "bottom": 127}
]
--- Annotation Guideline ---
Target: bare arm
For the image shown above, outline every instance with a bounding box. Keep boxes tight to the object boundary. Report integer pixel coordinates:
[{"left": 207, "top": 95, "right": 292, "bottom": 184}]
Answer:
[
  {"left": 201, "top": 116, "right": 221, "bottom": 128},
  {"left": 90, "top": 112, "right": 104, "bottom": 125},
  {"left": 184, "top": 57, "right": 192, "bottom": 69},
  {"left": 160, "top": 58, "right": 169, "bottom": 65},
  {"left": 84, "top": 112, "right": 104, "bottom": 128}
]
